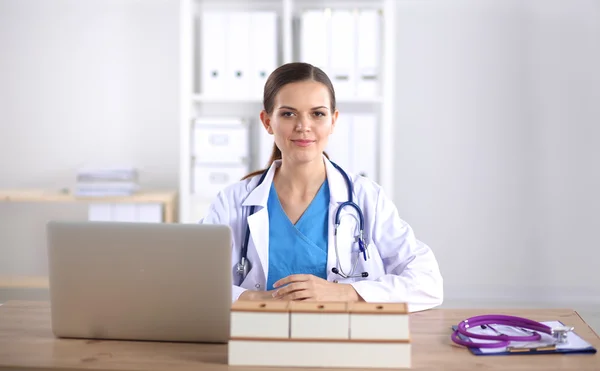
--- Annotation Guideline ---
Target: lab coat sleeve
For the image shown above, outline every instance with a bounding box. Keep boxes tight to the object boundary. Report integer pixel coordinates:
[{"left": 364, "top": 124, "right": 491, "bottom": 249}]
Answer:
[
  {"left": 350, "top": 188, "right": 443, "bottom": 312},
  {"left": 199, "top": 190, "right": 248, "bottom": 303}
]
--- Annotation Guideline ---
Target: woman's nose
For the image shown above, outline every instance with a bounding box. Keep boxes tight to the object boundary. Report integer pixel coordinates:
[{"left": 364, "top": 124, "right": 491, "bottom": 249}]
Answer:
[{"left": 295, "top": 115, "right": 312, "bottom": 131}]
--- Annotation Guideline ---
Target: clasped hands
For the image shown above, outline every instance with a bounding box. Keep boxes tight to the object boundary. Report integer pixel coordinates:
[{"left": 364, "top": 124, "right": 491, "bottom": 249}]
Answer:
[{"left": 240, "top": 274, "right": 361, "bottom": 302}]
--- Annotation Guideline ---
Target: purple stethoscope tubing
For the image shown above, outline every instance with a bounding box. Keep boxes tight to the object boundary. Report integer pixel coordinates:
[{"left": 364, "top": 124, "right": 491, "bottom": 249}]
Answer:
[{"left": 451, "top": 314, "right": 553, "bottom": 348}]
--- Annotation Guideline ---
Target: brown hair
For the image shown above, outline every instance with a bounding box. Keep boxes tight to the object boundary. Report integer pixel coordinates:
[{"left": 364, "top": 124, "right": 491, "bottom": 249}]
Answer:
[{"left": 242, "top": 62, "right": 336, "bottom": 180}]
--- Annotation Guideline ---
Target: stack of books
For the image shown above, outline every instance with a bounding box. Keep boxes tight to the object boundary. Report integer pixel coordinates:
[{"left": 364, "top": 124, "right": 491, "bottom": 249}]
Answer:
[
  {"left": 75, "top": 167, "right": 139, "bottom": 197},
  {"left": 229, "top": 301, "right": 411, "bottom": 368}
]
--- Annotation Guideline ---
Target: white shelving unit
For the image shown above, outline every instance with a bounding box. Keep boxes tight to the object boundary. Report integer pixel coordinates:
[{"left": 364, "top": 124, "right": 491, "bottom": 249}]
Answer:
[{"left": 179, "top": 0, "right": 396, "bottom": 223}]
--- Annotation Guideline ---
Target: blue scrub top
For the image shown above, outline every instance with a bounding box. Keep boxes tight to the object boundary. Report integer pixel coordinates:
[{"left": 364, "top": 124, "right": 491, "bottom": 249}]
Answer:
[{"left": 266, "top": 180, "right": 330, "bottom": 289}]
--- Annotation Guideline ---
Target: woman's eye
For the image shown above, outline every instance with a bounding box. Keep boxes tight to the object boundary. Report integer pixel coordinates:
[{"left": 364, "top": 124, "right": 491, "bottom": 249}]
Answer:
[
  {"left": 314, "top": 111, "right": 326, "bottom": 117},
  {"left": 282, "top": 111, "right": 295, "bottom": 117}
]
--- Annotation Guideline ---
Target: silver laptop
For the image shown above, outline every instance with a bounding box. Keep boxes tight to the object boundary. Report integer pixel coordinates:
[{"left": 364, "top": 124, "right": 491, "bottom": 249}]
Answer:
[{"left": 46, "top": 221, "right": 232, "bottom": 343}]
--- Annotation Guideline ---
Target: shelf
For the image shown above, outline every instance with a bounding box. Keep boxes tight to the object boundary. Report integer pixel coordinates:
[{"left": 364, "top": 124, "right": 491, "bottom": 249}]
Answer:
[
  {"left": 0, "top": 190, "right": 177, "bottom": 204},
  {"left": 198, "top": 0, "right": 283, "bottom": 10},
  {"left": 192, "top": 95, "right": 263, "bottom": 104},
  {"left": 338, "top": 96, "right": 383, "bottom": 104},
  {"left": 180, "top": 0, "right": 397, "bottom": 223},
  {"left": 293, "top": 0, "right": 382, "bottom": 11},
  {"left": 192, "top": 94, "right": 382, "bottom": 104}
]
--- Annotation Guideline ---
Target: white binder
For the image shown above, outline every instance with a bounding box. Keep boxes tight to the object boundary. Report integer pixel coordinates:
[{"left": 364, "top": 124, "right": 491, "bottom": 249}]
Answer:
[
  {"left": 88, "top": 204, "right": 112, "bottom": 221},
  {"left": 330, "top": 10, "right": 356, "bottom": 98},
  {"left": 200, "top": 11, "right": 227, "bottom": 97},
  {"left": 112, "top": 204, "right": 137, "bottom": 222},
  {"left": 356, "top": 10, "right": 381, "bottom": 98},
  {"left": 351, "top": 114, "right": 377, "bottom": 179},
  {"left": 325, "top": 114, "right": 352, "bottom": 173},
  {"left": 137, "top": 203, "right": 163, "bottom": 223},
  {"left": 226, "top": 12, "right": 252, "bottom": 98},
  {"left": 250, "top": 11, "right": 277, "bottom": 99},
  {"left": 300, "top": 10, "right": 329, "bottom": 72}
]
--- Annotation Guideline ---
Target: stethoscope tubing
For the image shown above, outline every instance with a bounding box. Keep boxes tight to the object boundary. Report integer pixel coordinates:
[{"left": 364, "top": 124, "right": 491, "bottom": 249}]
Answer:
[{"left": 451, "top": 314, "right": 553, "bottom": 348}]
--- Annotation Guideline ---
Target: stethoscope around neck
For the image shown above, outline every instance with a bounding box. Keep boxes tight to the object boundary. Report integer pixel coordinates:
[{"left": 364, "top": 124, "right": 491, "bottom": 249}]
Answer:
[{"left": 235, "top": 161, "right": 370, "bottom": 283}]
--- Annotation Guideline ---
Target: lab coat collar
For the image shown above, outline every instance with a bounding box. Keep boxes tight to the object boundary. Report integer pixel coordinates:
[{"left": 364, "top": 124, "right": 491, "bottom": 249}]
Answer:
[
  {"left": 242, "top": 162, "right": 277, "bottom": 207},
  {"left": 241, "top": 155, "right": 349, "bottom": 207}
]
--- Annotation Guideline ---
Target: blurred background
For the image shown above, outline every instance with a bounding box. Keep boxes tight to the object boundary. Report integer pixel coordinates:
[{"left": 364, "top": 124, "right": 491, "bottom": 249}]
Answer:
[{"left": 0, "top": 0, "right": 598, "bottom": 329}]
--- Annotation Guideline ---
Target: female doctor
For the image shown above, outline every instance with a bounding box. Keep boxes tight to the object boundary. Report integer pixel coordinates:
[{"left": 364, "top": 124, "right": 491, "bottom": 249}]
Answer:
[{"left": 202, "top": 62, "right": 443, "bottom": 312}]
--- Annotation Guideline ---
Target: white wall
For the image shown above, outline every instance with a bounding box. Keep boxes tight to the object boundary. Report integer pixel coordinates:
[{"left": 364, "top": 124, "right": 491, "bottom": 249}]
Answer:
[
  {"left": 394, "top": 0, "right": 600, "bottom": 307},
  {"left": 0, "top": 0, "right": 180, "bottom": 277},
  {"left": 527, "top": 0, "right": 600, "bottom": 304}
]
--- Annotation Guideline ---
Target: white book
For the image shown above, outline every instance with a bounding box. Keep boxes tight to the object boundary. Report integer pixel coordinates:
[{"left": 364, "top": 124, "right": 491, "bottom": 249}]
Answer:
[
  {"left": 76, "top": 190, "right": 134, "bottom": 197},
  {"left": 289, "top": 302, "right": 349, "bottom": 340},
  {"left": 77, "top": 168, "right": 138, "bottom": 182},
  {"left": 76, "top": 182, "right": 139, "bottom": 191},
  {"left": 229, "top": 341, "right": 411, "bottom": 368}
]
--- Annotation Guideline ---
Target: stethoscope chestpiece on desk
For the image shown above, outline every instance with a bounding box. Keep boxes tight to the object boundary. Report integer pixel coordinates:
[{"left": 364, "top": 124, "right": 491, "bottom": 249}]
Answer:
[{"left": 551, "top": 325, "right": 574, "bottom": 344}]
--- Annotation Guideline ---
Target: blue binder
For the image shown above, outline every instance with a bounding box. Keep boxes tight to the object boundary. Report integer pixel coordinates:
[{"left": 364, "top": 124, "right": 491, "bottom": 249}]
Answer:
[{"left": 452, "top": 321, "right": 597, "bottom": 356}]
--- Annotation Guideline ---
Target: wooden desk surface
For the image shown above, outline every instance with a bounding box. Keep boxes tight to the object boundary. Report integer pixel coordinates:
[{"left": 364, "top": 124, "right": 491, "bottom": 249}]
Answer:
[
  {"left": 0, "top": 301, "right": 598, "bottom": 371},
  {"left": 0, "top": 276, "right": 49, "bottom": 289}
]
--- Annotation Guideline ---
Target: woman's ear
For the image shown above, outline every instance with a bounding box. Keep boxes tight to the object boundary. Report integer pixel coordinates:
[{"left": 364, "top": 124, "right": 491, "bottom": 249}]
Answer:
[
  {"left": 260, "top": 110, "right": 274, "bottom": 135},
  {"left": 330, "top": 109, "right": 340, "bottom": 134}
]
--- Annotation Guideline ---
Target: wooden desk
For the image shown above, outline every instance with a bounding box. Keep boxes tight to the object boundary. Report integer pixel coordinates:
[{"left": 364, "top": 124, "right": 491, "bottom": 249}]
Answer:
[
  {"left": 0, "top": 190, "right": 178, "bottom": 223},
  {"left": 0, "top": 301, "right": 598, "bottom": 371}
]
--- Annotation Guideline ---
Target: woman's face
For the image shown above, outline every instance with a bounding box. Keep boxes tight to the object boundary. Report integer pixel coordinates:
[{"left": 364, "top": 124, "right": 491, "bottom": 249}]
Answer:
[{"left": 261, "top": 80, "right": 338, "bottom": 166}]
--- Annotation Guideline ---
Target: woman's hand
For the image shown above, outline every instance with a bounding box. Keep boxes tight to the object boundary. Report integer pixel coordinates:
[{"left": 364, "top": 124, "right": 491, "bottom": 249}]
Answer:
[{"left": 272, "top": 274, "right": 363, "bottom": 302}]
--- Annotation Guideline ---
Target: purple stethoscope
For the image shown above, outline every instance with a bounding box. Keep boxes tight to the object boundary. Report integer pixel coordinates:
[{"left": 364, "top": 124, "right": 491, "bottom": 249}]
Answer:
[{"left": 451, "top": 314, "right": 574, "bottom": 348}]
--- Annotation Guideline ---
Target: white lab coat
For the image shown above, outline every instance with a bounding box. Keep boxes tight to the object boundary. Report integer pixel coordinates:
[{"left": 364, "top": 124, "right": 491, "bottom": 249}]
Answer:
[{"left": 201, "top": 158, "right": 443, "bottom": 312}]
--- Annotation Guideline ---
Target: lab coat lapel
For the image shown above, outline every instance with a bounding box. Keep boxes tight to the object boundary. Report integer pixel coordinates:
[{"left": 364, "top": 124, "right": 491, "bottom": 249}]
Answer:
[
  {"left": 242, "top": 162, "right": 279, "bottom": 285},
  {"left": 246, "top": 208, "right": 268, "bottom": 284}
]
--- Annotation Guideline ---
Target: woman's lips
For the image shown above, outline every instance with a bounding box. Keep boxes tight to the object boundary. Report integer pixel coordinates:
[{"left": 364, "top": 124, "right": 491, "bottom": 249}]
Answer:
[{"left": 292, "top": 140, "right": 315, "bottom": 147}]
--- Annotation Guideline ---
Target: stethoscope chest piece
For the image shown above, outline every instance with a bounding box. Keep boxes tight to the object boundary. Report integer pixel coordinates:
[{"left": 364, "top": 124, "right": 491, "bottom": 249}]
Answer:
[
  {"left": 236, "top": 257, "right": 250, "bottom": 278},
  {"left": 552, "top": 326, "right": 574, "bottom": 344}
]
